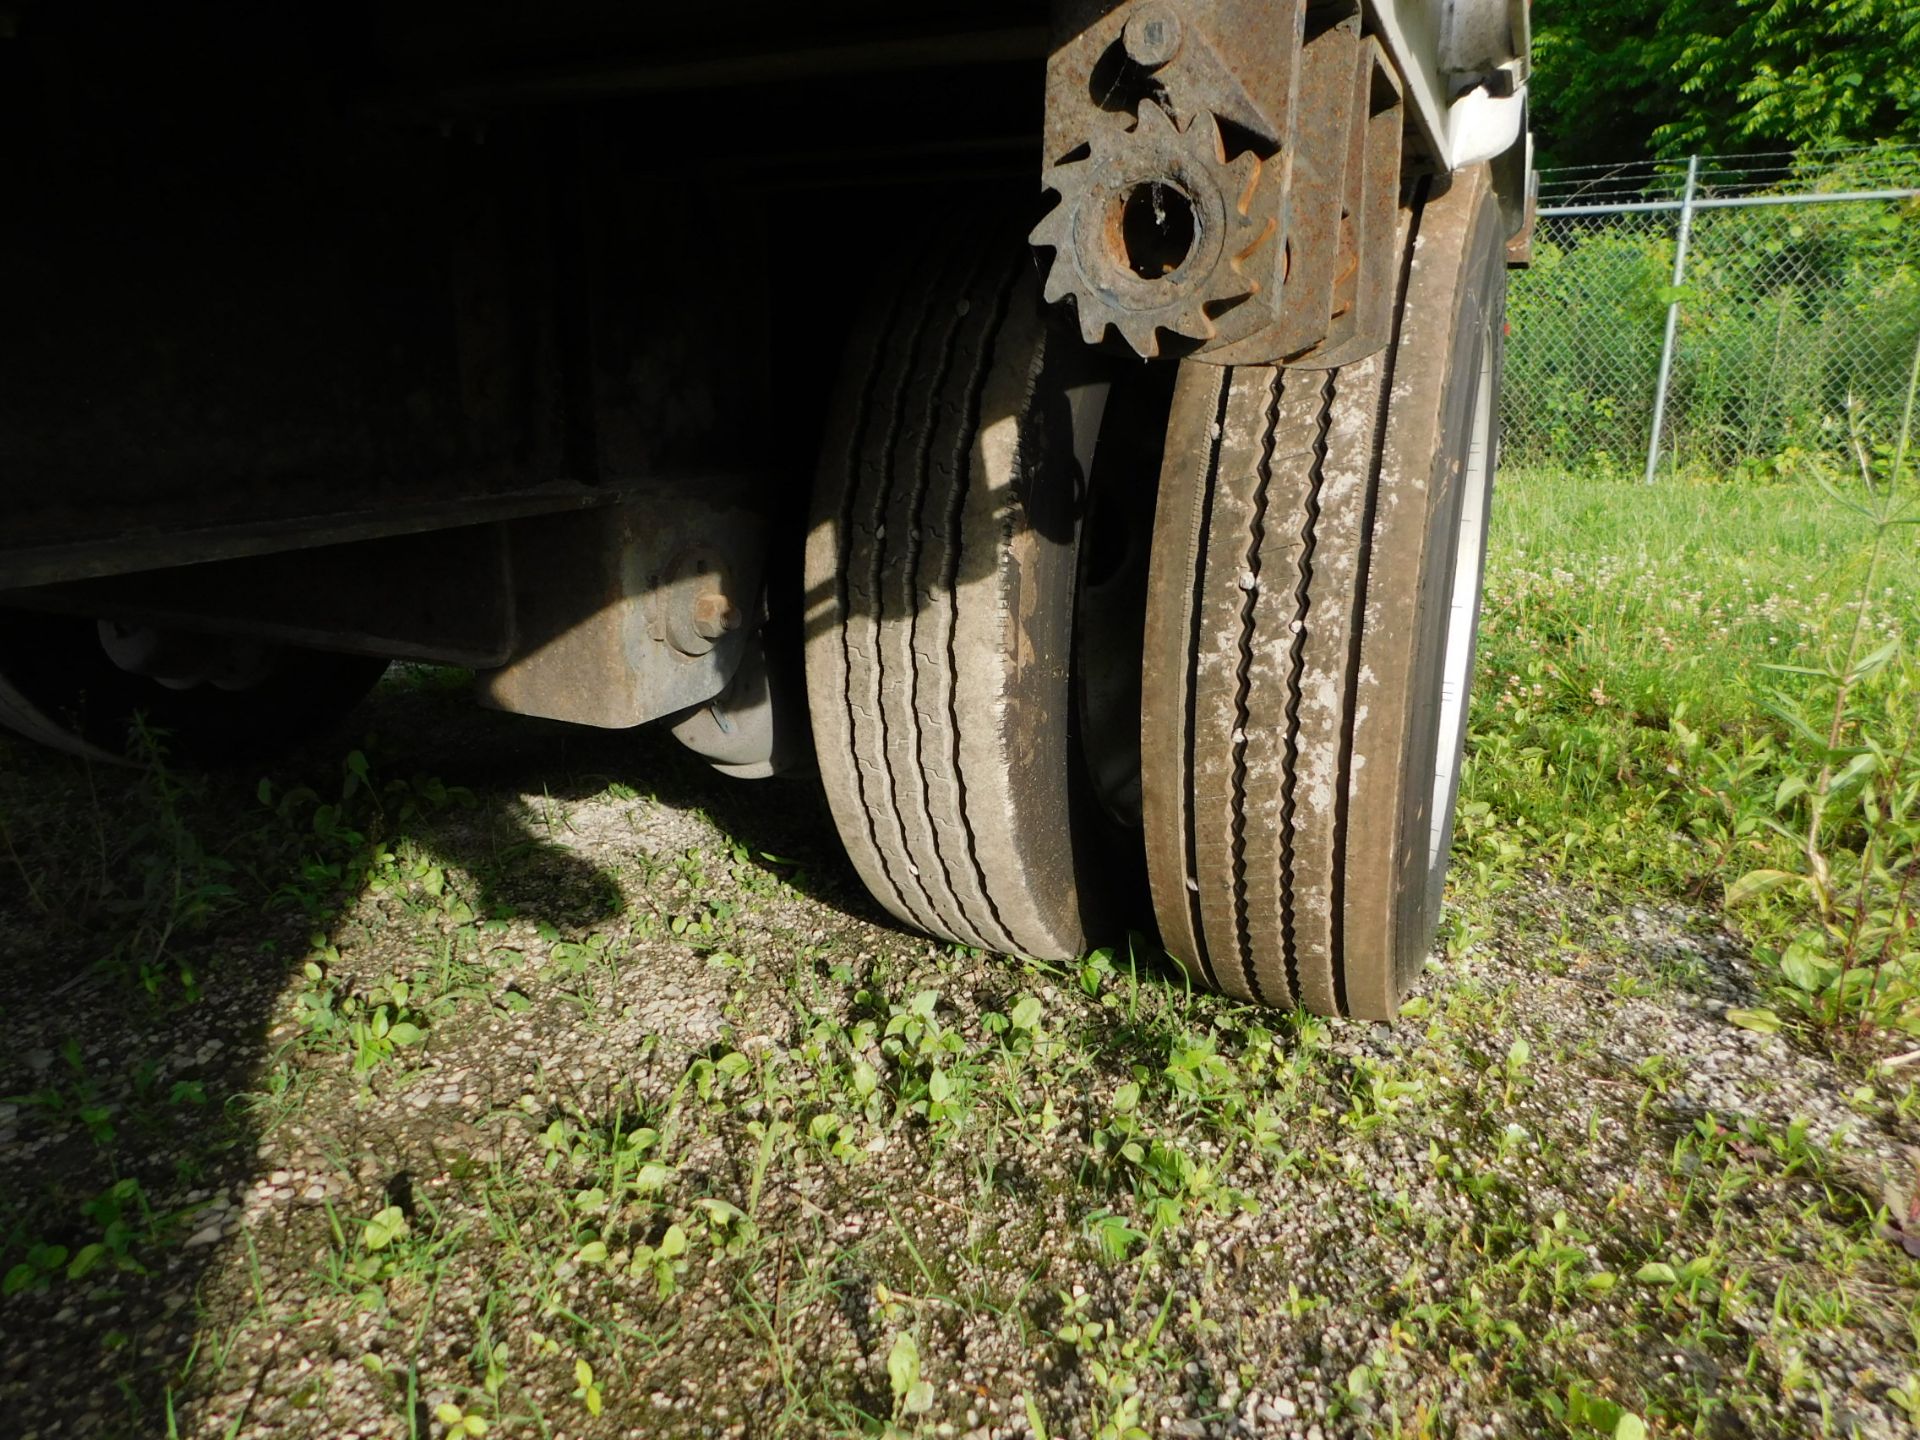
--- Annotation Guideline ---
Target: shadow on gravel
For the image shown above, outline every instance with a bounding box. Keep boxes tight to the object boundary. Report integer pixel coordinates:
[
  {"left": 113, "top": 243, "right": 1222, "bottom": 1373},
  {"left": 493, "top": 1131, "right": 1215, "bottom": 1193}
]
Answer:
[
  {"left": 357, "top": 671, "right": 898, "bottom": 935},
  {"left": 0, "top": 665, "right": 881, "bottom": 1438}
]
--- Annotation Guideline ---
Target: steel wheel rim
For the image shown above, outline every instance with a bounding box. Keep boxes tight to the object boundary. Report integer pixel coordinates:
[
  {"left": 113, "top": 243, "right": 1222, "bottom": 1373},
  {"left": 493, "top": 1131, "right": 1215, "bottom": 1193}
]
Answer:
[{"left": 1426, "top": 323, "right": 1495, "bottom": 886}]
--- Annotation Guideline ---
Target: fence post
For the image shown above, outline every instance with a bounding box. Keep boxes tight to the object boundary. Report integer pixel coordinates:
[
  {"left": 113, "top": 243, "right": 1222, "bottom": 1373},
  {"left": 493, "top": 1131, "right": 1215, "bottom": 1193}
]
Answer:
[{"left": 1643, "top": 153, "right": 1700, "bottom": 483}]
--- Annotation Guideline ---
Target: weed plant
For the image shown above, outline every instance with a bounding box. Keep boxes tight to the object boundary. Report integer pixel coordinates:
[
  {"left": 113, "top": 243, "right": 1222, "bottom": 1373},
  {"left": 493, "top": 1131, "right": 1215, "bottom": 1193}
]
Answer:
[{"left": 1469, "top": 332, "right": 1920, "bottom": 1039}]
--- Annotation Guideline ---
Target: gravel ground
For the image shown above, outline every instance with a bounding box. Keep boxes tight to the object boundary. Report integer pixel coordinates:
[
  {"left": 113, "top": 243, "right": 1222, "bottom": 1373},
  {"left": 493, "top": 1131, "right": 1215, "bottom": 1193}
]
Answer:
[{"left": 3, "top": 672, "right": 1918, "bottom": 1440}]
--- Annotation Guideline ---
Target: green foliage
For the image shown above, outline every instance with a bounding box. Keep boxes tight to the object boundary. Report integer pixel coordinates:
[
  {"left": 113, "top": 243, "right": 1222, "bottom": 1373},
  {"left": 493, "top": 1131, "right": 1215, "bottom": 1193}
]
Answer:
[
  {"left": 363, "top": 1205, "right": 409, "bottom": 1252},
  {"left": 1533, "top": 0, "right": 1920, "bottom": 163},
  {"left": 886, "top": 1331, "right": 934, "bottom": 1421},
  {"left": 1667, "top": 200, "right": 1920, "bottom": 478},
  {"left": 1046, "top": 1290, "right": 1172, "bottom": 1440},
  {"left": 433, "top": 1400, "right": 489, "bottom": 1437},
  {"left": 1506, "top": 226, "right": 1673, "bottom": 473},
  {"left": 295, "top": 958, "right": 436, "bottom": 1072},
  {"left": 2, "top": 1176, "right": 169, "bottom": 1296},
  {"left": 3, "top": 1242, "right": 70, "bottom": 1296},
  {"left": 1716, "top": 383, "right": 1920, "bottom": 1028},
  {"left": 879, "top": 988, "right": 979, "bottom": 1141},
  {"left": 70, "top": 1177, "right": 163, "bottom": 1280},
  {"left": 1473, "top": 330, "right": 1920, "bottom": 1034},
  {"left": 690, "top": 1196, "right": 757, "bottom": 1256},
  {"left": 328, "top": 1198, "right": 442, "bottom": 1308},
  {"left": 1547, "top": 1377, "right": 1648, "bottom": 1440},
  {"left": 626, "top": 1222, "right": 688, "bottom": 1296},
  {"left": 1506, "top": 197, "right": 1920, "bottom": 480},
  {"left": 571, "top": 1357, "right": 603, "bottom": 1417}
]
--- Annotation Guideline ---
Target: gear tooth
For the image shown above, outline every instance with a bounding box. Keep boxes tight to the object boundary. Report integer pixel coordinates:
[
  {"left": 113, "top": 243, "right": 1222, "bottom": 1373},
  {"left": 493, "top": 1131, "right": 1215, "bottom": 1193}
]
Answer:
[
  {"left": 1228, "top": 213, "right": 1278, "bottom": 268},
  {"left": 1042, "top": 261, "right": 1074, "bottom": 305},
  {"left": 1195, "top": 107, "right": 1227, "bottom": 159},
  {"left": 1065, "top": 120, "right": 1113, "bottom": 165},
  {"left": 1117, "top": 316, "right": 1160, "bottom": 358},
  {"left": 1135, "top": 99, "right": 1175, "bottom": 136},
  {"left": 1210, "top": 282, "right": 1257, "bottom": 312},
  {"left": 1029, "top": 205, "right": 1070, "bottom": 252},
  {"left": 1079, "top": 307, "right": 1109, "bottom": 347},
  {"left": 1216, "top": 261, "right": 1259, "bottom": 302},
  {"left": 1227, "top": 152, "right": 1263, "bottom": 211}
]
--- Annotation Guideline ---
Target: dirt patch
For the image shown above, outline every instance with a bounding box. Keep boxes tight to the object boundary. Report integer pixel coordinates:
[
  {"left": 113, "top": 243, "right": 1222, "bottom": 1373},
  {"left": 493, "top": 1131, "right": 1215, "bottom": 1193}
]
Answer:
[{"left": 2, "top": 675, "right": 1917, "bottom": 1439}]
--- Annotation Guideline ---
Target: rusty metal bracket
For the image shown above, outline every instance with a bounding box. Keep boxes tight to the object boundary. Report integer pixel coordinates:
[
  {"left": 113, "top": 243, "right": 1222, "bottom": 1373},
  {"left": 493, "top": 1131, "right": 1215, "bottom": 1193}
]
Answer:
[
  {"left": 1501, "top": 134, "right": 1537, "bottom": 268},
  {"left": 1213, "top": 28, "right": 1403, "bottom": 368},
  {"left": 1034, "top": 0, "right": 1406, "bottom": 368},
  {"left": 1314, "top": 40, "right": 1407, "bottom": 365},
  {"left": 475, "top": 478, "right": 765, "bottom": 730},
  {"left": 1033, "top": 0, "right": 1306, "bottom": 358}
]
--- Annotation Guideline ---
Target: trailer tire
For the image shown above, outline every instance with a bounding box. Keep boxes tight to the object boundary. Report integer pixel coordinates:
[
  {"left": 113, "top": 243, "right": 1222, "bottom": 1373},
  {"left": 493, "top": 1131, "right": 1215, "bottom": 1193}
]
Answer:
[
  {"left": 804, "top": 242, "right": 1120, "bottom": 958},
  {"left": 1140, "top": 165, "right": 1506, "bottom": 1019}
]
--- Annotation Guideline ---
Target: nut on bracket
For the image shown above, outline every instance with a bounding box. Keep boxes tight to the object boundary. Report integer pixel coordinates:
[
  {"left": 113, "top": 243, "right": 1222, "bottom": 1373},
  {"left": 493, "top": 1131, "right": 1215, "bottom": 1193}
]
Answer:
[{"left": 657, "top": 545, "right": 743, "bottom": 657}]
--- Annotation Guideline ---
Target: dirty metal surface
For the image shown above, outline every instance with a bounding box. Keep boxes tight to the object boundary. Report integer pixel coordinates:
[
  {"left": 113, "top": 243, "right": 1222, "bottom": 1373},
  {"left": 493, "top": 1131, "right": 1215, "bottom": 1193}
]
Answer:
[
  {"left": 476, "top": 481, "right": 765, "bottom": 731},
  {"left": 1033, "top": 0, "right": 1307, "bottom": 359},
  {"left": 1302, "top": 41, "right": 1406, "bottom": 367},
  {"left": 1040, "top": 0, "right": 1305, "bottom": 166},
  {"left": 1035, "top": 0, "right": 1407, "bottom": 367},
  {"left": 1217, "top": 31, "right": 1402, "bottom": 369},
  {"left": 4, "top": 527, "right": 518, "bottom": 669},
  {"left": 1504, "top": 161, "right": 1538, "bottom": 267},
  {"left": 0, "top": 485, "right": 633, "bottom": 594},
  {"left": 1227, "top": 12, "right": 1359, "bottom": 363}
]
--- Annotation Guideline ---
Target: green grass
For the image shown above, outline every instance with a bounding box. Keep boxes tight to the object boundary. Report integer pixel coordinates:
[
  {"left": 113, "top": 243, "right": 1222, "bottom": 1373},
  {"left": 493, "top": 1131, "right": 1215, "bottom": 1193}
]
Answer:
[
  {"left": 4, "top": 465, "right": 1920, "bottom": 1439},
  {"left": 1480, "top": 468, "right": 1919, "bottom": 721},
  {"left": 1467, "top": 466, "right": 1920, "bottom": 1035}
]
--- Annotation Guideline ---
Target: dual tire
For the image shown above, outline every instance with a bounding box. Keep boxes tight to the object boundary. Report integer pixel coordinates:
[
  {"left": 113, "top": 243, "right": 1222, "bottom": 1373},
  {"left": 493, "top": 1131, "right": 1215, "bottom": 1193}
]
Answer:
[
  {"left": 801, "top": 245, "right": 1119, "bottom": 958},
  {"left": 1141, "top": 169, "right": 1505, "bottom": 1019},
  {"left": 806, "top": 167, "right": 1507, "bottom": 1018}
]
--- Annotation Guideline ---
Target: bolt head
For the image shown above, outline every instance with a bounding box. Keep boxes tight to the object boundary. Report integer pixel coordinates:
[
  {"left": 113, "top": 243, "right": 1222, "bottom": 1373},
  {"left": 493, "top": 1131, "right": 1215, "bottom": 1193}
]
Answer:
[
  {"left": 691, "top": 591, "right": 743, "bottom": 641},
  {"left": 1123, "top": 2, "right": 1182, "bottom": 69}
]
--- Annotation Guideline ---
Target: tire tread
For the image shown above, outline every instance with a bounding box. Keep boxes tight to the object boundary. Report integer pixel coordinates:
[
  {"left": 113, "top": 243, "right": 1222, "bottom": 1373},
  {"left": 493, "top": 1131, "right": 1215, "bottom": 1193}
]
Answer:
[
  {"left": 807, "top": 246, "right": 1097, "bottom": 959},
  {"left": 1142, "top": 167, "right": 1506, "bottom": 1018}
]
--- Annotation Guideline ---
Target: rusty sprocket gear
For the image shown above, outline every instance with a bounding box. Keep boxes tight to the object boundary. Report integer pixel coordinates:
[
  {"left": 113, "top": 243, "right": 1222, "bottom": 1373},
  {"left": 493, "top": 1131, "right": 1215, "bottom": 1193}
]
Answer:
[{"left": 1030, "top": 101, "right": 1269, "bottom": 358}]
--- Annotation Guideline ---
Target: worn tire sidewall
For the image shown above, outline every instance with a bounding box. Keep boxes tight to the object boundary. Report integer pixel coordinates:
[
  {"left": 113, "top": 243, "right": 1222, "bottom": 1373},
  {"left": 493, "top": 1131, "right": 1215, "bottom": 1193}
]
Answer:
[{"left": 1388, "top": 174, "right": 1509, "bottom": 998}]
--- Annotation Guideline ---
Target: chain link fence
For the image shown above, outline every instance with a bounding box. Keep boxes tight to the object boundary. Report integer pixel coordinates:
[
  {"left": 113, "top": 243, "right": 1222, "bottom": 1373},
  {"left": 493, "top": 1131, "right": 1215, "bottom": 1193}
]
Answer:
[{"left": 1502, "top": 146, "right": 1920, "bottom": 480}]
